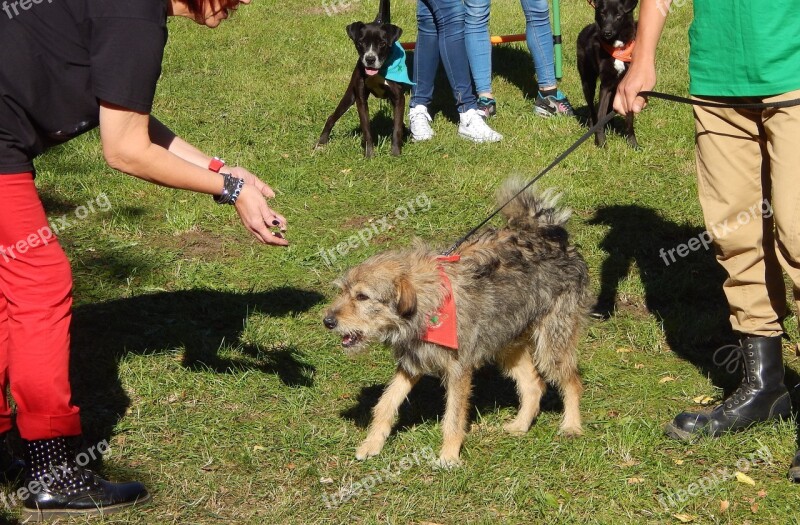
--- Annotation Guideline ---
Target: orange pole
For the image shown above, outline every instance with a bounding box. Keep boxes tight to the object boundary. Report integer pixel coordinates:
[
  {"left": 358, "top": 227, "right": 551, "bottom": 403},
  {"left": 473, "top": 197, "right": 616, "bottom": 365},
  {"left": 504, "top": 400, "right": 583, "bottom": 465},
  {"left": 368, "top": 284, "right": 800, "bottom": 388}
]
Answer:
[{"left": 400, "top": 33, "right": 526, "bottom": 51}]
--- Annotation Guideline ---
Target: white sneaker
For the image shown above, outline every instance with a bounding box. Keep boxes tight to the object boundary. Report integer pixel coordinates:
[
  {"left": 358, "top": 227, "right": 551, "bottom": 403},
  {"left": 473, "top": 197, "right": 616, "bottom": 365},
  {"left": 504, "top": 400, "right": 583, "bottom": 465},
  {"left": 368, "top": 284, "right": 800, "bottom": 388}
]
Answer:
[
  {"left": 458, "top": 108, "right": 503, "bottom": 143},
  {"left": 409, "top": 105, "right": 434, "bottom": 142}
]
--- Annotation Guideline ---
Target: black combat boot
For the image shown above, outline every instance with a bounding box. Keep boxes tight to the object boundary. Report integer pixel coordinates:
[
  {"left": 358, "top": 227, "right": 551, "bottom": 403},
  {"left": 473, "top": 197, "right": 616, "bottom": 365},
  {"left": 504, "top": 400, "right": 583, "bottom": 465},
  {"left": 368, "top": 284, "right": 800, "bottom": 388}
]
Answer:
[
  {"left": 20, "top": 437, "right": 150, "bottom": 522},
  {"left": 664, "top": 335, "right": 791, "bottom": 440}
]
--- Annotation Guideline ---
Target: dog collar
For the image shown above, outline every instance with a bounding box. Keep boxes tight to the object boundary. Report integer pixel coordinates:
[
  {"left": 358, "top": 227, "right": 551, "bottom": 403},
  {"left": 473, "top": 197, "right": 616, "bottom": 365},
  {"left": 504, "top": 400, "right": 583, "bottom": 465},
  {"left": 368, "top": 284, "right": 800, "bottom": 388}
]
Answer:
[
  {"left": 421, "top": 255, "right": 460, "bottom": 350},
  {"left": 601, "top": 39, "right": 636, "bottom": 63}
]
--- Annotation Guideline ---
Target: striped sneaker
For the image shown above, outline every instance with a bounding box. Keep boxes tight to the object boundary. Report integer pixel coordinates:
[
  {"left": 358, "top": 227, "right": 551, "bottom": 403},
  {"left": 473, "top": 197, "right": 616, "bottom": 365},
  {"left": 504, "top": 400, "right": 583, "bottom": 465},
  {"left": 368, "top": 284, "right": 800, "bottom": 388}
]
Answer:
[
  {"left": 534, "top": 90, "right": 575, "bottom": 118},
  {"left": 477, "top": 96, "right": 497, "bottom": 118}
]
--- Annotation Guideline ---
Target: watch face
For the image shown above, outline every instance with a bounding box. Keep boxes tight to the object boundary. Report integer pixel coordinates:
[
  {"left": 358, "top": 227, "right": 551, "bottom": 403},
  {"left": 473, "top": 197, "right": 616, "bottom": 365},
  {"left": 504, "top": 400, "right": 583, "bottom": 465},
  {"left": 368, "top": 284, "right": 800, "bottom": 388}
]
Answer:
[{"left": 209, "top": 158, "right": 225, "bottom": 172}]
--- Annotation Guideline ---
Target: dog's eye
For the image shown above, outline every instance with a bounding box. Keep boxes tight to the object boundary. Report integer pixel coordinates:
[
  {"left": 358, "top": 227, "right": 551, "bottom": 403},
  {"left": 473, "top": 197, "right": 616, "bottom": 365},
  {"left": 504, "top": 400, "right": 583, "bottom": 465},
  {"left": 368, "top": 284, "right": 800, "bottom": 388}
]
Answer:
[
  {"left": 379, "top": 42, "right": 386, "bottom": 48},
  {"left": 355, "top": 293, "right": 370, "bottom": 301}
]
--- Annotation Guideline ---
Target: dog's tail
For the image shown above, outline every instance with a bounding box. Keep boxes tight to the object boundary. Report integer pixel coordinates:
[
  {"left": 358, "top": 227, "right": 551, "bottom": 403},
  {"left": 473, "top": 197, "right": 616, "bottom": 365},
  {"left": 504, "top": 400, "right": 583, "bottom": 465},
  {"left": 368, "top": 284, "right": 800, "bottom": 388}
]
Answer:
[
  {"left": 496, "top": 177, "right": 572, "bottom": 230},
  {"left": 374, "top": 0, "right": 390, "bottom": 24}
]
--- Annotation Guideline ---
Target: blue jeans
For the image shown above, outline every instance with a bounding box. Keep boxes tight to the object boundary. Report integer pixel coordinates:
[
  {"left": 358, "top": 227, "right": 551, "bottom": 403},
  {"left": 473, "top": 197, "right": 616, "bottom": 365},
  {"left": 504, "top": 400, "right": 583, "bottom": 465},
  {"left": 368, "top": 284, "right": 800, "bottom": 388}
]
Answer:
[
  {"left": 463, "top": 0, "right": 556, "bottom": 94},
  {"left": 411, "top": 0, "right": 477, "bottom": 113}
]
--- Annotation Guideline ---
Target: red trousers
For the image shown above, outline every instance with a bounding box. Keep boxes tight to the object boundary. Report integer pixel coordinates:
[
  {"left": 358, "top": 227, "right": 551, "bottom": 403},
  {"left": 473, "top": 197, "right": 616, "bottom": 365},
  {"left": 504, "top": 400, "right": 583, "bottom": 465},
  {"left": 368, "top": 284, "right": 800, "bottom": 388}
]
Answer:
[{"left": 0, "top": 173, "right": 81, "bottom": 440}]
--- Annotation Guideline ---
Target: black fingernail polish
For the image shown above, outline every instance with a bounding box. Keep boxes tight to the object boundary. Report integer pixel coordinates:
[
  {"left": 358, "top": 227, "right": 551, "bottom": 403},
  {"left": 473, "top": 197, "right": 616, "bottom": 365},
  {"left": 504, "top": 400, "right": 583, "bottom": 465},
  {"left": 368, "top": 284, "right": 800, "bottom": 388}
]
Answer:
[{"left": 272, "top": 220, "right": 280, "bottom": 226}]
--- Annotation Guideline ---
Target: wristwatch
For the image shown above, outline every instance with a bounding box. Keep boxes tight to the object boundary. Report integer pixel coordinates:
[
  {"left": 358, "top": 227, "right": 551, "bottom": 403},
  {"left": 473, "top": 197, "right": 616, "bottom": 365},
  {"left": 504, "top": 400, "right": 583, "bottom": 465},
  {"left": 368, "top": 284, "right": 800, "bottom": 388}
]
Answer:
[{"left": 208, "top": 157, "right": 226, "bottom": 173}]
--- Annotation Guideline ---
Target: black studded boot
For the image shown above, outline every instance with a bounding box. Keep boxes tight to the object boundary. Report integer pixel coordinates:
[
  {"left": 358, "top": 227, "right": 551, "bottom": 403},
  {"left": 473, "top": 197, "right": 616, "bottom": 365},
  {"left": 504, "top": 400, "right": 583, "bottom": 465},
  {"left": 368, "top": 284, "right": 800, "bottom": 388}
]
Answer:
[
  {"left": 20, "top": 437, "right": 150, "bottom": 522},
  {"left": 664, "top": 335, "right": 791, "bottom": 441}
]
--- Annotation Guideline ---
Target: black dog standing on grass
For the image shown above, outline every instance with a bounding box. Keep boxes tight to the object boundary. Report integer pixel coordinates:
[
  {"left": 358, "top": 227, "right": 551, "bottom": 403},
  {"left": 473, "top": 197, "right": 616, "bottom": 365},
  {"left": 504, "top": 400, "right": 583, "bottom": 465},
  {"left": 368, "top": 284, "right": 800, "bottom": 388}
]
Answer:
[
  {"left": 577, "top": 0, "right": 639, "bottom": 148},
  {"left": 316, "top": 0, "right": 412, "bottom": 157}
]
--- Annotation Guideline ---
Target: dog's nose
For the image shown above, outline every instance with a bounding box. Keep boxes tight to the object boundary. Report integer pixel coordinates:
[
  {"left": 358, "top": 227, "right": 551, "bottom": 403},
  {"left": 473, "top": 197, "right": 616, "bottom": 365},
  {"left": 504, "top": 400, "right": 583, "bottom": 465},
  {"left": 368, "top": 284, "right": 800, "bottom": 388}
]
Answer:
[
  {"left": 323, "top": 316, "right": 337, "bottom": 329},
  {"left": 365, "top": 55, "right": 376, "bottom": 66},
  {"left": 602, "top": 30, "right": 614, "bottom": 39}
]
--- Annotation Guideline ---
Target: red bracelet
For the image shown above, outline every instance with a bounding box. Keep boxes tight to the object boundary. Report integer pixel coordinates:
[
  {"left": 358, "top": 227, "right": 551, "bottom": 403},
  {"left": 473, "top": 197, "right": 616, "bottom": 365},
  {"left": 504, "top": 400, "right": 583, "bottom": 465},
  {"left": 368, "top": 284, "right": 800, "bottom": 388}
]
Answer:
[{"left": 208, "top": 157, "right": 226, "bottom": 173}]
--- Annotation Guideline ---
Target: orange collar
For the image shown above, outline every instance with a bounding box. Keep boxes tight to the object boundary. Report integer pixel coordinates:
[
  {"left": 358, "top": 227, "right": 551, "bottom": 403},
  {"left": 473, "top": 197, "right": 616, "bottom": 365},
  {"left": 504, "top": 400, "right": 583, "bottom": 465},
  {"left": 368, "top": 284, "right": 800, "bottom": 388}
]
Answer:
[
  {"left": 421, "top": 255, "right": 460, "bottom": 350},
  {"left": 601, "top": 39, "right": 636, "bottom": 63}
]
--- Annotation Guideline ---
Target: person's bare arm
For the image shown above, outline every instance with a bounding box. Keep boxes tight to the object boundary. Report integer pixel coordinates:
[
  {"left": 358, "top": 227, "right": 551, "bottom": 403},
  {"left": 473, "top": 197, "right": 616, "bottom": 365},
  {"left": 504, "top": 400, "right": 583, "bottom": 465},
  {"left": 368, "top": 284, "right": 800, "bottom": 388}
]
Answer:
[
  {"left": 614, "top": 0, "right": 672, "bottom": 115},
  {"left": 99, "top": 102, "right": 287, "bottom": 246}
]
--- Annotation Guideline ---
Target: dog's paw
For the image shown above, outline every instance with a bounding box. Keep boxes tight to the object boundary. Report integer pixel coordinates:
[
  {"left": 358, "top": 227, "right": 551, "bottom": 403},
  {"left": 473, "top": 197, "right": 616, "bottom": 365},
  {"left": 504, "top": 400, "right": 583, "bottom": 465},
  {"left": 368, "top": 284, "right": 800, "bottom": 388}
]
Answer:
[
  {"left": 626, "top": 136, "right": 641, "bottom": 150},
  {"left": 355, "top": 440, "right": 384, "bottom": 460},
  {"left": 503, "top": 419, "right": 531, "bottom": 436},
  {"left": 558, "top": 425, "right": 584, "bottom": 438},
  {"left": 434, "top": 454, "right": 462, "bottom": 469}
]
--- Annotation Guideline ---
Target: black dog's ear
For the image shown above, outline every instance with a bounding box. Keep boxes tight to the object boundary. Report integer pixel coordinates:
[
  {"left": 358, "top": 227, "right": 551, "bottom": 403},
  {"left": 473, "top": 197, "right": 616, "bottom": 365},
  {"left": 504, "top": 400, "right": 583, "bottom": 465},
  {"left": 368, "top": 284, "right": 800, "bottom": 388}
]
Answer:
[
  {"left": 624, "top": 0, "right": 638, "bottom": 13},
  {"left": 347, "top": 22, "right": 365, "bottom": 42},
  {"left": 382, "top": 24, "right": 402, "bottom": 45}
]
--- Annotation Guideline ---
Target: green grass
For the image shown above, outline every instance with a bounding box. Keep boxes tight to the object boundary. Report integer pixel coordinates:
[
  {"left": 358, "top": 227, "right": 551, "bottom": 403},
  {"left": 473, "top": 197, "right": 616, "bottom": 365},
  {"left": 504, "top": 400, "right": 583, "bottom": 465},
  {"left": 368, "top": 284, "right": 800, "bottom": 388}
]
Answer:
[{"left": 8, "top": 1, "right": 800, "bottom": 523}]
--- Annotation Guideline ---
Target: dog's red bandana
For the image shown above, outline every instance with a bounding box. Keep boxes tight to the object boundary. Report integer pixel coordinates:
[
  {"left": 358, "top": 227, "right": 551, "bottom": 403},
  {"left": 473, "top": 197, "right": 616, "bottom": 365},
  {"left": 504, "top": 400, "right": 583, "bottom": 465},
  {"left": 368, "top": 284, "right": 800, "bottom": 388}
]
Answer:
[
  {"left": 601, "top": 39, "right": 636, "bottom": 63},
  {"left": 421, "top": 255, "right": 460, "bottom": 350}
]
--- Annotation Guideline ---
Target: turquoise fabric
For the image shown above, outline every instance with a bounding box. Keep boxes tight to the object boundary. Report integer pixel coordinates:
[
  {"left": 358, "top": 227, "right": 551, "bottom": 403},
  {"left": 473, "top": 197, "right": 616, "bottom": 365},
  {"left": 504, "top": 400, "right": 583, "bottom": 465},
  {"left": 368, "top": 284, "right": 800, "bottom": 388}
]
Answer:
[{"left": 381, "top": 42, "right": 415, "bottom": 86}]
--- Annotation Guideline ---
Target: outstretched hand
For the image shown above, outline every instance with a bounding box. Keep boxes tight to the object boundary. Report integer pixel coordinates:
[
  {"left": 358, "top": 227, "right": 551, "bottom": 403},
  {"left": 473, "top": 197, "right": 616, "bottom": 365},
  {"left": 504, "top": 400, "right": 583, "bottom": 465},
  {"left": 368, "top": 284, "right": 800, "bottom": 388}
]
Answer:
[
  {"left": 228, "top": 167, "right": 288, "bottom": 246},
  {"left": 228, "top": 166, "right": 277, "bottom": 199}
]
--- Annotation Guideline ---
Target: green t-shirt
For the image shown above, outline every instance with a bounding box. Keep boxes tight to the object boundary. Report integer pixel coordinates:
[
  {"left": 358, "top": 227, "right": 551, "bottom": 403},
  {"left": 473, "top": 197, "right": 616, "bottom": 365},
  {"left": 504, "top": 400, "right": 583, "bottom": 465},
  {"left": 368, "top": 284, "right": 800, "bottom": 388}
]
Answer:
[{"left": 689, "top": 0, "right": 800, "bottom": 96}]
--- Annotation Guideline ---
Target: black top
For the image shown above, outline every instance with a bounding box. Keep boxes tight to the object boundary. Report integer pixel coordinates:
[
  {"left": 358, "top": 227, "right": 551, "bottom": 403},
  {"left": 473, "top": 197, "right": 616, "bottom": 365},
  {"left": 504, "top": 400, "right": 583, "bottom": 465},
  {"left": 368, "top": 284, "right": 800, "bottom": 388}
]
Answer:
[{"left": 0, "top": 0, "right": 168, "bottom": 174}]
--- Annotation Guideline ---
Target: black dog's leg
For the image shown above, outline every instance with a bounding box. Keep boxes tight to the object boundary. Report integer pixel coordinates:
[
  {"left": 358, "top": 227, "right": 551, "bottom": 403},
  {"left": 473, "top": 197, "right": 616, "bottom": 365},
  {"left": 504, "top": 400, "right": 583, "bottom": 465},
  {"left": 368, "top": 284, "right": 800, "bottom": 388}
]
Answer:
[
  {"left": 580, "top": 73, "right": 598, "bottom": 129},
  {"left": 387, "top": 83, "right": 405, "bottom": 156},
  {"left": 317, "top": 75, "right": 357, "bottom": 149},
  {"left": 625, "top": 112, "right": 639, "bottom": 149},
  {"left": 354, "top": 83, "right": 374, "bottom": 158},
  {"left": 596, "top": 85, "right": 614, "bottom": 148}
]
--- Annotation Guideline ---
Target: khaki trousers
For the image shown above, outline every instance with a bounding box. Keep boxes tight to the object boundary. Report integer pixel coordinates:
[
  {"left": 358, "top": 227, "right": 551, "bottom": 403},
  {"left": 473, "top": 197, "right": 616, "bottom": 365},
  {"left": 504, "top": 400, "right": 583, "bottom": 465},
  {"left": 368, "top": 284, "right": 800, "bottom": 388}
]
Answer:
[{"left": 694, "top": 89, "right": 800, "bottom": 336}]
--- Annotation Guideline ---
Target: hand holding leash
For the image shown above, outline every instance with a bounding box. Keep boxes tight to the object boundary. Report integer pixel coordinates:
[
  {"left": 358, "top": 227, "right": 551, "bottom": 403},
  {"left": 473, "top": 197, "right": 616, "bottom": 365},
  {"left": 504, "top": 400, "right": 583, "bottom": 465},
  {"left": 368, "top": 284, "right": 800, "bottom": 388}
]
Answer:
[{"left": 614, "top": 61, "right": 655, "bottom": 116}]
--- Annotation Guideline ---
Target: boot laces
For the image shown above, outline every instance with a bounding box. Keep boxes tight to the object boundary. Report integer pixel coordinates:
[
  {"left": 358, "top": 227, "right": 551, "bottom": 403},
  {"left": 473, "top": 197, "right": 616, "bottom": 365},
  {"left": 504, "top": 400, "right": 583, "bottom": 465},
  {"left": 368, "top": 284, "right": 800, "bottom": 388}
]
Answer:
[{"left": 725, "top": 346, "right": 756, "bottom": 408}]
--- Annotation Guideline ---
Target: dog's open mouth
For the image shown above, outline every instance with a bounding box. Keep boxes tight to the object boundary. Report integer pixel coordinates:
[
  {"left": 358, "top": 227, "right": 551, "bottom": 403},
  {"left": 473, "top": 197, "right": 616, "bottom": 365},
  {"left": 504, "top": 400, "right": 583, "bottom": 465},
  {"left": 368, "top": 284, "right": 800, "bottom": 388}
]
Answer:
[
  {"left": 341, "top": 332, "right": 364, "bottom": 348},
  {"left": 365, "top": 67, "right": 380, "bottom": 77}
]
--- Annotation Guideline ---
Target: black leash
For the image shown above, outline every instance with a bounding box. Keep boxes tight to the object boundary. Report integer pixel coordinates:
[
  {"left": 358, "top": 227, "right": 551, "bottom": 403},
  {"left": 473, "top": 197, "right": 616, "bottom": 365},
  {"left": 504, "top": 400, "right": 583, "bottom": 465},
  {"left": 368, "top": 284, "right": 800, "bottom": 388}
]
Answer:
[
  {"left": 442, "top": 91, "right": 800, "bottom": 256},
  {"left": 442, "top": 110, "right": 616, "bottom": 256},
  {"left": 639, "top": 90, "right": 800, "bottom": 110}
]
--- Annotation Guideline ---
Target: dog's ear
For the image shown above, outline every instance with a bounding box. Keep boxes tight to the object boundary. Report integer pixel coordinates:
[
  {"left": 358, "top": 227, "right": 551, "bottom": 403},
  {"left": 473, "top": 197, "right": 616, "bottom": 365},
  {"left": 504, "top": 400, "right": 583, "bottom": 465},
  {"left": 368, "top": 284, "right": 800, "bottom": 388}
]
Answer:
[
  {"left": 382, "top": 24, "right": 402, "bottom": 45},
  {"left": 394, "top": 275, "right": 417, "bottom": 318},
  {"left": 623, "top": 0, "right": 638, "bottom": 13},
  {"left": 347, "top": 22, "right": 365, "bottom": 43}
]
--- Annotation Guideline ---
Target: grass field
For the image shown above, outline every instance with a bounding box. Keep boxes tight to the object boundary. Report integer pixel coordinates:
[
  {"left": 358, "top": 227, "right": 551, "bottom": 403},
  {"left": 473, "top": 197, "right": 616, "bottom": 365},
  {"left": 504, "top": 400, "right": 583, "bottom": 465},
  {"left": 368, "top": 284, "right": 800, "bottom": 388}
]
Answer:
[{"left": 6, "top": 0, "right": 800, "bottom": 523}]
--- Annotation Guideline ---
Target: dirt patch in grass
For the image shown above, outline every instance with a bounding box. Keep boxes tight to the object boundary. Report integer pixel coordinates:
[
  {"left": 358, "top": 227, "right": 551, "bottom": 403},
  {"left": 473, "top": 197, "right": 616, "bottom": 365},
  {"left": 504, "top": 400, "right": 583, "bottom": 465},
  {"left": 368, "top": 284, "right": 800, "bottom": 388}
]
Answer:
[
  {"left": 341, "top": 216, "right": 371, "bottom": 229},
  {"left": 153, "top": 229, "right": 242, "bottom": 260}
]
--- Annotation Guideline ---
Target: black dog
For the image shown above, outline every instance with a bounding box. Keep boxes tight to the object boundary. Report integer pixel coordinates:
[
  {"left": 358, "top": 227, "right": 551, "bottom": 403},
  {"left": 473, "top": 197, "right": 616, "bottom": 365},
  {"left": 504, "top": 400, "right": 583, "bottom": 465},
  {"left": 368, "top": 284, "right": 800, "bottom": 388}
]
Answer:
[
  {"left": 577, "top": 0, "right": 639, "bottom": 148},
  {"left": 316, "top": 0, "right": 408, "bottom": 157}
]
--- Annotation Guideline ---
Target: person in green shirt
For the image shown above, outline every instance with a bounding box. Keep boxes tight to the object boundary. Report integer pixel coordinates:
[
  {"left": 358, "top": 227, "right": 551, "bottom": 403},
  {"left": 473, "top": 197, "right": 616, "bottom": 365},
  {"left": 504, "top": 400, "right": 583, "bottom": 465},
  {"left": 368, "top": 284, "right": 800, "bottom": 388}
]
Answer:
[{"left": 615, "top": 0, "right": 800, "bottom": 482}]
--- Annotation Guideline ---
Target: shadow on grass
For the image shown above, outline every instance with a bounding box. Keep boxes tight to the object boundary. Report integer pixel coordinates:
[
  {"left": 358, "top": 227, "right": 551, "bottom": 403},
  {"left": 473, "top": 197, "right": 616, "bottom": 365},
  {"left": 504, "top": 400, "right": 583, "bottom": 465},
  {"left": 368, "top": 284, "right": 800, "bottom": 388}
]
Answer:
[
  {"left": 589, "top": 204, "right": 800, "bottom": 407},
  {"left": 69, "top": 287, "right": 323, "bottom": 447},
  {"left": 345, "top": 106, "right": 409, "bottom": 152},
  {"left": 39, "top": 188, "right": 147, "bottom": 220},
  {"left": 492, "top": 45, "right": 539, "bottom": 101},
  {"left": 341, "top": 366, "right": 564, "bottom": 434}
]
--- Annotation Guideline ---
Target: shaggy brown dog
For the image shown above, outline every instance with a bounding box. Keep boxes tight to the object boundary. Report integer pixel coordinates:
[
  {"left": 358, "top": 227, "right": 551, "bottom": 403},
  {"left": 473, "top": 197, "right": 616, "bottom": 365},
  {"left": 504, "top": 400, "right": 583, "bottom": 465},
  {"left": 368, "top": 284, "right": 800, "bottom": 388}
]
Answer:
[{"left": 323, "top": 179, "right": 592, "bottom": 465}]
